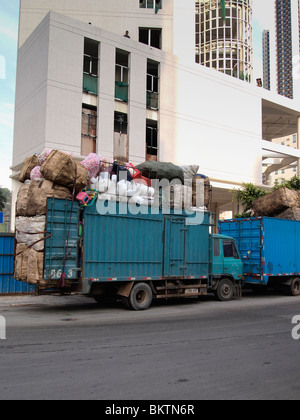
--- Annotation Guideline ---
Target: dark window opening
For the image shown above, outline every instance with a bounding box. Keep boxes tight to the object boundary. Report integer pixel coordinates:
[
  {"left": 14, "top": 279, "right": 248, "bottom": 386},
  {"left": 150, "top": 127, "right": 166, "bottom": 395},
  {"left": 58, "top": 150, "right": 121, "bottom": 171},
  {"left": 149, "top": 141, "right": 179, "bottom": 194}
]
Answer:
[
  {"left": 115, "top": 49, "right": 129, "bottom": 102},
  {"left": 81, "top": 104, "right": 97, "bottom": 156},
  {"left": 147, "top": 60, "right": 159, "bottom": 109},
  {"left": 114, "top": 112, "right": 128, "bottom": 162},
  {"left": 223, "top": 240, "right": 239, "bottom": 259},
  {"left": 139, "top": 0, "right": 162, "bottom": 11},
  {"left": 83, "top": 38, "right": 99, "bottom": 94},
  {"left": 146, "top": 119, "right": 158, "bottom": 160},
  {"left": 139, "top": 28, "right": 162, "bottom": 49},
  {"left": 114, "top": 112, "right": 128, "bottom": 135}
]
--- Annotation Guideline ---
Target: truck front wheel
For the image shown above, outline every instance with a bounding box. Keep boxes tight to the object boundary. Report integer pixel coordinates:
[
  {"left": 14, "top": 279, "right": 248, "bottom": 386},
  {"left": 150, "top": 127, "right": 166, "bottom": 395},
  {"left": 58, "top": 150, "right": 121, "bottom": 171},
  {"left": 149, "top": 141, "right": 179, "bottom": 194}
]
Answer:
[
  {"left": 128, "top": 282, "right": 153, "bottom": 311},
  {"left": 215, "top": 278, "right": 234, "bottom": 302}
]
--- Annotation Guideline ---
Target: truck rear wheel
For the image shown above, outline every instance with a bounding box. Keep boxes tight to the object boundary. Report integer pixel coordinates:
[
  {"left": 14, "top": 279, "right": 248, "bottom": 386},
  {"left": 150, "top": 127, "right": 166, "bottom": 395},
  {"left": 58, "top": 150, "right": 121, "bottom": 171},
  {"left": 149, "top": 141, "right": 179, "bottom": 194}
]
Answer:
[
  {"left": 289, "top": 277, "right": 300, "bottom": 297},
  {"left": 128, "top": 282, "right": 153, "bottom": 311},
  {"left": 216, "top": 278, "right": 234, "bottom": 302}
]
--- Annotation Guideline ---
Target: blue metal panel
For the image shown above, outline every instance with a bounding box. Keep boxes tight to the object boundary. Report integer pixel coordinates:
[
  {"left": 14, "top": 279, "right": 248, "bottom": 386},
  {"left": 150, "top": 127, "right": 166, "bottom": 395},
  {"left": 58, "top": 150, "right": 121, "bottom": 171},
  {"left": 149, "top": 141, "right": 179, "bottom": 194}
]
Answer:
[
  {"left": 44, "top": 198, "right": 80, "bottom": 281},
  {"left": 83, "top": 201, "right": 165, "bottom": 282},
  {"left": 163, "top": 217, "right": 186, "bottom": 277},
  {"left": 0, "top": 234, "right": 34, "bottom": 294},
  {"left": 219, "top": 218, "right": 263, "bottom": 283},
  {"left": 219, "top": 217, "right": 300, "bottom": 286},
  {"left": 184, "top": 214, "right": 210, "bottom": 279},
  {"left": 83, "top": 202, "right": 210, "bottom": 285},
  {"left": 263, "top": 218, "right": 300, "bottom": 277}
]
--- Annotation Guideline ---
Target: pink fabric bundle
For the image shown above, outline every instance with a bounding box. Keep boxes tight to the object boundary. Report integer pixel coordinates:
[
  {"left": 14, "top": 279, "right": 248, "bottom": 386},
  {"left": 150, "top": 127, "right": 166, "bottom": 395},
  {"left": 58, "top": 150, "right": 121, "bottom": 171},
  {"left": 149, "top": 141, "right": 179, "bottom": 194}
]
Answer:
[
  {"left": 30, "top": 166, "right": 44, "bottom": 180},
  {"left": 81, "top": 153, "right": 103, "bottom": 179}
]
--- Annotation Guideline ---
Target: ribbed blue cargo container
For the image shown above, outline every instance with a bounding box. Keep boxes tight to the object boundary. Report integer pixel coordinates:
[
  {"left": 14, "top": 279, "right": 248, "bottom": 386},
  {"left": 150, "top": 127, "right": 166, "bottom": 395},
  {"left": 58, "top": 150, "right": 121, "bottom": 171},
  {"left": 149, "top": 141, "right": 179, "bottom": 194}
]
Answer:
[
  {"left": 44, "top": 198, "right": 211, "bottom": 292},
  {"left": 82, "top": 201, "right": 210, "bottom": 286},
  {"left": 0, "top": 234, "right": 34, "bottom": 294},
  {"left": 219, "top": 217, "right": 300, "bottom": 288}
]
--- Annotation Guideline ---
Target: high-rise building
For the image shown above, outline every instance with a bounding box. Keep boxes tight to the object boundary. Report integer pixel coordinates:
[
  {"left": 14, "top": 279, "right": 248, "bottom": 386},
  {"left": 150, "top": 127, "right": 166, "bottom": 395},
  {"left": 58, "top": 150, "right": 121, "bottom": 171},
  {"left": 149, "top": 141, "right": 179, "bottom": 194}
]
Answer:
[
  {"left": 195, "top": 0, "right": 253, "bottom": 82},
  {"left": 262, "top": 30, "right": 271, "bottom": 90},
  {"left": 275, "top": 0, "right": 294, "bottom": 99},
  {"left": 10, "top": 0, "right": 300, "bottom": 224}
]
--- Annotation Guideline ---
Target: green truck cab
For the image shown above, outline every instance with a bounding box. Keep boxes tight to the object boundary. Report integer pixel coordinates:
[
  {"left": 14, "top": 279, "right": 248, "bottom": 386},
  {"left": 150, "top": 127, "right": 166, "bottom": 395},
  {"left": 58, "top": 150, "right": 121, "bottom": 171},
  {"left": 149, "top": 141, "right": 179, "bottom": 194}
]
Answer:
[{"left": 210, "top": 234, "right": 244, "bottom": 301}]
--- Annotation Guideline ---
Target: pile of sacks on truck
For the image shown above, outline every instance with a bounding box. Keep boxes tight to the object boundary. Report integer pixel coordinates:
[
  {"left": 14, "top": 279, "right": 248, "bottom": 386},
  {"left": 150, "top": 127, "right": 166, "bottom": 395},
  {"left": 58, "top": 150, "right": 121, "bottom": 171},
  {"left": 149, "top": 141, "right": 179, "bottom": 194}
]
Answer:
[
  {"left": 252, "top": 187, "right": 300, "bottom": 221},
  {"left": 14, "top": 149, "right": 211, "bottom": 287}
]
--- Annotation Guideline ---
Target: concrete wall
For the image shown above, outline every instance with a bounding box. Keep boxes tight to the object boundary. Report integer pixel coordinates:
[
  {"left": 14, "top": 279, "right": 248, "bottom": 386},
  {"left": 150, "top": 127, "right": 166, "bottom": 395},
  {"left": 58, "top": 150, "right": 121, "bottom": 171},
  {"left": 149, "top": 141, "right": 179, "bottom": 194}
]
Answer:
[
  {"left": 19, "top": 0, "right": 175, "bottom": 53},
  {"left": 159, "top": 56, "right": 262, "bottom": 185},
  {"left": 13, "top": 16, "right": 50, "bottom": 165}
]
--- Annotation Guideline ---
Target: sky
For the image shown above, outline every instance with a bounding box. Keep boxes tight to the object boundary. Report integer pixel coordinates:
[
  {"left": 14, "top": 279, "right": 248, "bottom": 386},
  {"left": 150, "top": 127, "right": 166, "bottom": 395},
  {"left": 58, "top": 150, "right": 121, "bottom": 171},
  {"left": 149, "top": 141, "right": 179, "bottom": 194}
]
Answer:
[
  {"left": 0, "top": 0, "right": 278, "bottom": 190},
  {"left": 0, "top": 0, "right": 19, "bottom": 189}
]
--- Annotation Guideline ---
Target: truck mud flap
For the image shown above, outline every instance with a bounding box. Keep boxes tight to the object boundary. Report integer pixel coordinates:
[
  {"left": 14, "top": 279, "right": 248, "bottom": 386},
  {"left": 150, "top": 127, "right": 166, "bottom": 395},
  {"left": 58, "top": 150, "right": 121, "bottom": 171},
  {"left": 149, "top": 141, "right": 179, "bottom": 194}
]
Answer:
[{"left": 234, "top": 283, "right": 242, "bottom": 299}]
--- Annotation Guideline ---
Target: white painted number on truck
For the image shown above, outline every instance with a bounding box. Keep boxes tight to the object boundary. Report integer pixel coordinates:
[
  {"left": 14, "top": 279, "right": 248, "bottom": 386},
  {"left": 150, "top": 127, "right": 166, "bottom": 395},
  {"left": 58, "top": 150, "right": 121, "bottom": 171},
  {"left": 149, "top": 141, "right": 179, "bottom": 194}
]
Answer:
[{"left": 50, "top": 269, "right": 74, "bottom": 279}]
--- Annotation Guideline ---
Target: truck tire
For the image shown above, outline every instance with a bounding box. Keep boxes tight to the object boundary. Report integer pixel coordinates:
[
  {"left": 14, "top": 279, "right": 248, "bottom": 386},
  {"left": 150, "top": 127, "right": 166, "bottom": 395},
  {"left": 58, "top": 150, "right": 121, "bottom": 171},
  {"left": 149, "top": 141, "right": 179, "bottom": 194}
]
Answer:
[
  {"left": 128, "top": 282, "right": 153, "bottom": 311},
  {"left": 216, "top": 278, "right": 234, "bottom": 302},
  {"left": 289, "top": 277, "right": 300, "bottom": 297}
]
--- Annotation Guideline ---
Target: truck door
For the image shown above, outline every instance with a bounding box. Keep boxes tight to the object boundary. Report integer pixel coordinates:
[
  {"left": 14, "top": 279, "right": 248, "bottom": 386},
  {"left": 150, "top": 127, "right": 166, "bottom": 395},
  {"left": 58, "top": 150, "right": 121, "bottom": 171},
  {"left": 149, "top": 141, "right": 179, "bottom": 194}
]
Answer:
[
  {"left": 163, "top": 217, "right": 186, "bottom": 278},
  {"left": 44, "top": 198, "right": 80, "bottom": 283},
  {"left": 222, "top": 239, "right": 243, "bottom": 280}
]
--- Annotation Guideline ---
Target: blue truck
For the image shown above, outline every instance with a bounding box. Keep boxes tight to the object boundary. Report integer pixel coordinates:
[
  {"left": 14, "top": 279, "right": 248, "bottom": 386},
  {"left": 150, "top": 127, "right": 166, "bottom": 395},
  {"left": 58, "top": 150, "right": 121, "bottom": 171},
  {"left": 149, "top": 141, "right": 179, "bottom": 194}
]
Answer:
[
  {"left": 219, "top": 217, "right": 300, "bottom": 296},
  {"left": 39, "top": 198, "right": 244, "bottom": 310}
]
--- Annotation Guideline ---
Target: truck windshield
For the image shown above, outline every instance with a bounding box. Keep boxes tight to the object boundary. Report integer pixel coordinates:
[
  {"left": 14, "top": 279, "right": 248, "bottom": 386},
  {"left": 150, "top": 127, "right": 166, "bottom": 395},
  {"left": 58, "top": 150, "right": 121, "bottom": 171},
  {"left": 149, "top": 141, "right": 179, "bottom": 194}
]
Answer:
[{"left": 223, "top": 240, "right": 239, "bottom": 259}]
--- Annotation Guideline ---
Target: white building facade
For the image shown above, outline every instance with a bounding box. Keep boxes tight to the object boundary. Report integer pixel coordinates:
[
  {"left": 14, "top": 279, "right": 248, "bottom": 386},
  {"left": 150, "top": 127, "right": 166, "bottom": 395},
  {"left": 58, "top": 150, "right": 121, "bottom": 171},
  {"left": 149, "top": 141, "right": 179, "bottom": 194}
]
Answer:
[{"left": 12, "top": 0, "right": 300, "bottom": 219}]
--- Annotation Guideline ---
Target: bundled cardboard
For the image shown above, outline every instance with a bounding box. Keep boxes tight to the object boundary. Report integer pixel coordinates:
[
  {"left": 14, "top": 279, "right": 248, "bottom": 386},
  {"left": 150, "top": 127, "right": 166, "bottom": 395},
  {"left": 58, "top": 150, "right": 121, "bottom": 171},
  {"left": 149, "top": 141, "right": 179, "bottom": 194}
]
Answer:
[
  {"left": 14, "top": 244, "right": 30, "bottom": 281},
  {"left": 16, "top": 180, "right": 72, "bottom": 217},
  {"left": 40, "top": 150, "right": 89, "bottom": 193},
  {"left": 14, "top": 244, "right": 45, "bottom": 286},
  {"left": 18, "top": 155, "right": 39, "bottom": 183},
  {"left": 15, "top": 216, "right": 46, "bottom": 252},
  {"left": 27, "top": 249, "right": 45, "bottom": 285}
]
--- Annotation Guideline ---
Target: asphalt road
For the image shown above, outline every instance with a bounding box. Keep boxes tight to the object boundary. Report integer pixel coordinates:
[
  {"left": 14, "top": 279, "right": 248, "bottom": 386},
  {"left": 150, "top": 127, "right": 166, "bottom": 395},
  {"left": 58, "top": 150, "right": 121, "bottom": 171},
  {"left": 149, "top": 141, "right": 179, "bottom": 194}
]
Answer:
[{"left": 0, "top": 291, "right": 300, "bottom": 401}]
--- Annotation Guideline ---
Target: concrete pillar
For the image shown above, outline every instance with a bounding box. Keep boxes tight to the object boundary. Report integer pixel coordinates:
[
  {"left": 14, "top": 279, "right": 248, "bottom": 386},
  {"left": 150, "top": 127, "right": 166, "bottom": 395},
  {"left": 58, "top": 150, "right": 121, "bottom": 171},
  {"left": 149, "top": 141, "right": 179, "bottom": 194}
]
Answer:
[
  {"left": 98, "top": 43, "right": 115, "bottom": 158},
  {"left": 128, "top": 53, "right": 147, "bottom": 164}
]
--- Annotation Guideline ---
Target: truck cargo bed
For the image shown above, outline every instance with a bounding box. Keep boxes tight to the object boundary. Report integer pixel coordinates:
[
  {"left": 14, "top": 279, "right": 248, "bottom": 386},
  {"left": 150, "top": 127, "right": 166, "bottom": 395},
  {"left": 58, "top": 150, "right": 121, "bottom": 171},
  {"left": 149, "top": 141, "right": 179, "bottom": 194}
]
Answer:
[
  {"left": 219, "top": 217, "right": 300, "bottom": 286},
  {"left": 44, "top": 198, "right": 211, "bottom": 294}
]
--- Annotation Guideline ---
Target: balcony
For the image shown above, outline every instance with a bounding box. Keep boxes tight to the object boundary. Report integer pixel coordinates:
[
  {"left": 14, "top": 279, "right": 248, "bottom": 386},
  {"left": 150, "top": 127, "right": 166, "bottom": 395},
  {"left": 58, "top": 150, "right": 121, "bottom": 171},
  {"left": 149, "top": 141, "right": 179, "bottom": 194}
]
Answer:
[
  {"left": 115, "top": 81, "right": 129, "bottom": 102},
  {"left": 83, "top": 73, "right": 98, "bottom": 95}
]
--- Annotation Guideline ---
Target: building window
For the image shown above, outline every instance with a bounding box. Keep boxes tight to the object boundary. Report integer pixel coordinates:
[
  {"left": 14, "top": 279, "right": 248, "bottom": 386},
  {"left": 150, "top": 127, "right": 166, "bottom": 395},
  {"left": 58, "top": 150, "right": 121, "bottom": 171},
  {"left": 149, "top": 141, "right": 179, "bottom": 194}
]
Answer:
[
  {"left": 115, "top": 49, "right": 129, "bottom": 102},
  {"left": 147, "top": 60, "right": 159, "bottom": 110},
  {"left": 81, "top": 105, "right": 97, "bottom": 156},
  {"left": 83, "top": 38, "right": 99, "bottom": 95},
  {"left": 146, "top": 120, "right": 158, "bottom": 160},
  {"left": 139, "top": 28, "right": 162, "bottom": 49},
  {"left": 114, "top": 112, "right": 128, "bottom": 162},
  {"left": 139, "top": 0, "right": 162, "bottom": 12}
]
